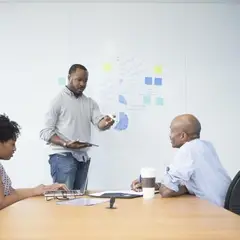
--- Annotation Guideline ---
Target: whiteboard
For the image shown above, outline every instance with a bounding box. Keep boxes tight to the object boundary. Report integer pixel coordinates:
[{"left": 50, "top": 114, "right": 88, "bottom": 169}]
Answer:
[{"left": 0, "top": 2, "right": 239, "bottom": 189}]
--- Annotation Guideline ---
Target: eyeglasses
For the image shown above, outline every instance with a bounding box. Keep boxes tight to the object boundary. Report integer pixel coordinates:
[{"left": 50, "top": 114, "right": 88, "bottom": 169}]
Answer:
[{"left": 44, "top": 190, "right": 83, "bottom": 201}]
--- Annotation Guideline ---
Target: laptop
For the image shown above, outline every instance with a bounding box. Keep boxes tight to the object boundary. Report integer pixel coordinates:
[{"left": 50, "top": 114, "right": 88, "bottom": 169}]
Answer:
[{"left": 44, "top": 159, "right": 90, "bottom": 201}]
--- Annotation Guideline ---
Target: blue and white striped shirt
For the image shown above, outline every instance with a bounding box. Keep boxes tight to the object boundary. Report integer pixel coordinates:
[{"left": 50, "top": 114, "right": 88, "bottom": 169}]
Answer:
[{"left": 162, "top": 139, "right": 231, "bottom": 207}]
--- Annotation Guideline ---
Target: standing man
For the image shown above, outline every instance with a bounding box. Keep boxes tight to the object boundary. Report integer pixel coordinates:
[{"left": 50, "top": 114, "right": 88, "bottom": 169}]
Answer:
[{"left": 40, "top": 64, "right": 115, "bottom": 190}]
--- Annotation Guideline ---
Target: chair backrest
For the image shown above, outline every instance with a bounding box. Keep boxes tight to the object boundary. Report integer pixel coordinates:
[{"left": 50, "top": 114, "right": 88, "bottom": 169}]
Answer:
[{"left": 224, "top": 171, "right": 240, "bottom": 215}]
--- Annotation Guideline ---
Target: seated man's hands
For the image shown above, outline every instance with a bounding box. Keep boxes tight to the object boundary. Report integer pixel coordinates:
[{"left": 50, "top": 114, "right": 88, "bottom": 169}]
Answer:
[
  {"left": 33, "top": 183, "right": 69, "bottom": 196},
  {"left": 131, "top": 179, "right": 162, "bottom": 192},
  {"left": 131, "top": 179, "right": 142, "bottom": 192}
]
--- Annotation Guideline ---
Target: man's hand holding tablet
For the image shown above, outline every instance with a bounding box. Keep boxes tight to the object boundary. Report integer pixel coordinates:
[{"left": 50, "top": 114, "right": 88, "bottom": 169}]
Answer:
[{"left": 64, "top": 140, "right": 99, "bottom": 149}]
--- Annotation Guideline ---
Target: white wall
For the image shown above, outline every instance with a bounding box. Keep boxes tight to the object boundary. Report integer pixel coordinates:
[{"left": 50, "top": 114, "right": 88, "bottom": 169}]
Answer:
[
  {"left": 0, "top": 2, "right": 239, "bottom": 190},
  {"left": 184, "top": 4, "right": 240, "bottom": 176}
]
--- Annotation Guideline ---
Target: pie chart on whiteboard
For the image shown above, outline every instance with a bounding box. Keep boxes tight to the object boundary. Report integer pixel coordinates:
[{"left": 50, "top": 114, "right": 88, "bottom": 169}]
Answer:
[{"left": 114, "top": 112, "right": 129, "bottom": 131}]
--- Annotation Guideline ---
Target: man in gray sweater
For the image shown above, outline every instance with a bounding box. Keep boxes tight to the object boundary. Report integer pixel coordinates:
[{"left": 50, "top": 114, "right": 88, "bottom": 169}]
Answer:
[{"left": 40, "top": 64, "right": 115, "bottom": 190}]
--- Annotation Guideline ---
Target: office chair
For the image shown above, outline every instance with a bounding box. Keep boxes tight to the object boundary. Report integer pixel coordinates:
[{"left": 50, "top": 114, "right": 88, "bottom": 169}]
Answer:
[{"left": 224, "top": 171, "right": 240, "bottom": 215}]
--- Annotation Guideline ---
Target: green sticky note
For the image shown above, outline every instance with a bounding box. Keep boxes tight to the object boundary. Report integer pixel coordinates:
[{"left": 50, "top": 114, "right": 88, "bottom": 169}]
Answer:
[
  {"left": 155, "top": 97, "right": 164, "bottom": 106},
  {"left": 103, "top": 63, "right": 112, "bottom": 72},
  {"left": 154, "top": 65, "right": 163, "bottom": 74},
  {"left": 58, "top": 77, "right": 66, "bottom": 86},
  {"left": 143, "top": 95, "right": 151, "bottom": 105}
]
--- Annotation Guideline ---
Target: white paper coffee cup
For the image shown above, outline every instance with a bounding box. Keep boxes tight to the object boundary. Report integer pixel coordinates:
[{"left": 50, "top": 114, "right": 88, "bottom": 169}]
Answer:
[{"left": 140, "top": 167, "right": 156, "bottom": 199}]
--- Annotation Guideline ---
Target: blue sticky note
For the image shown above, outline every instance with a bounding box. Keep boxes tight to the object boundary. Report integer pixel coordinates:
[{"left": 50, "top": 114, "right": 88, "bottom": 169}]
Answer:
[
  {"left": 145, "top": 77, "right": 152, "bottom": 85},
  {"left": 154, "top": 77, "right": 162, "bottom": 86},
  {"left": 114, "top": 112, "right": 129, "bottom": 131},
  {"left": 58, "top": 77, "right": 66, "bottom": 86},
  {"left": 143, "top": 95, "right": 151, "bottom": 105},
  {"left": 155, "top": 97, "right": 164, "bottom": 106},
  {"left": 119, "top": 95, "right": 127, "bottom": 105}
]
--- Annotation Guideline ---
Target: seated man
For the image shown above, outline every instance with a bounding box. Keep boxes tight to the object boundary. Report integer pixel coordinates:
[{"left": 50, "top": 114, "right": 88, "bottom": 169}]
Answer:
[
  {"left": 0, "top": 114, "right": 68, "bottom": 210},
  {"left": 131, "top": 114, "right": 231, "bottom": 207}
]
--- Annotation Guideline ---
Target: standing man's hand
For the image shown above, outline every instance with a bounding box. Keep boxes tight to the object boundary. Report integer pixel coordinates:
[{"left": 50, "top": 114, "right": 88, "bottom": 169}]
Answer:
[{"left": 98, "top": 115, "right": 115, "bottom": 130}]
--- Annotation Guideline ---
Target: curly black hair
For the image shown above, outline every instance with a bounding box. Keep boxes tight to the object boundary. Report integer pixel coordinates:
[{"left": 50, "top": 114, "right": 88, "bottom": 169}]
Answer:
[{"left": 0, "top": 114, "right": 21, "bottom": 143}]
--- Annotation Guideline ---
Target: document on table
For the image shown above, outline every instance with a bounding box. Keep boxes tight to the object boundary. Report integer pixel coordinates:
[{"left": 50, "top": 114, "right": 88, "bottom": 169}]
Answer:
[
  {"left": 56, "top": 198, "right": 109, "bottom": 206},
  {"left": 89, "top": 190, "right": 159, "bottom": 198}
]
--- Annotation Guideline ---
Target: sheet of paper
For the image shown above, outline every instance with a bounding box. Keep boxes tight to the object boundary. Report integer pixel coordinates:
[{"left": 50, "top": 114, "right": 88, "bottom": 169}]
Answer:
[
  {"left": 89, "top": 190, "right": 144, "bottom": 197},
  {"left": 56, "top": 198, "right": 109, "bottom": 206}
]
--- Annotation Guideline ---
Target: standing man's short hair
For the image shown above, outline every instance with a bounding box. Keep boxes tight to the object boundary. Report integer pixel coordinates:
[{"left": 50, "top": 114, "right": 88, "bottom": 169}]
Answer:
[{"left": 68, "top": 64, "right": 88, "bottom": 75}]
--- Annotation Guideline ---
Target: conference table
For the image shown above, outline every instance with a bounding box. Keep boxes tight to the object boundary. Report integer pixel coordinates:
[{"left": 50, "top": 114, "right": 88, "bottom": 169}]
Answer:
[{"left": 0, "top": 194, "right": 240, "bottom": 240}]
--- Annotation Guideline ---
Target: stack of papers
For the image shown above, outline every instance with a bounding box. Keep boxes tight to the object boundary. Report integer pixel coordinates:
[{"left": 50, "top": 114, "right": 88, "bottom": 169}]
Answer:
[{"left": 56, "top": 198, "right": 109, "bottom": 206}]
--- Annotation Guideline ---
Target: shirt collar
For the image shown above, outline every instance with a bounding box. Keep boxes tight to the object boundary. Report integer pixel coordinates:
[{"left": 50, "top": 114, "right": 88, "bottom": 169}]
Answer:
[{"left": 63, "top": 86, "right": 83, "bottom": 98}]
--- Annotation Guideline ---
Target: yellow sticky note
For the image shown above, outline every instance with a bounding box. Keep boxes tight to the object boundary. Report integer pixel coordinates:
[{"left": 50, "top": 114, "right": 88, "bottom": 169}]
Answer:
[
  {"left": 154, "top": 65, "right": 163, "bottom": 74},
  {"left": 103, "top": 63, "right": 112, "bottom": 72}
]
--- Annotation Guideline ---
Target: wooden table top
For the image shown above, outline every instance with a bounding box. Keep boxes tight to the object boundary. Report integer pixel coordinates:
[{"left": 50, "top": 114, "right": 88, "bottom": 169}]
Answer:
[{"left": 0, "top": 195, "right": 240, "bottom": 240}]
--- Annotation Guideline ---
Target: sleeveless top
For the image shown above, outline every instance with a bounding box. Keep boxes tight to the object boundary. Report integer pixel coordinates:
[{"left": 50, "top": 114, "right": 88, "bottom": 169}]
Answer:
[{"left": 0, "top": 162, "right": 12, "bottom": 196}]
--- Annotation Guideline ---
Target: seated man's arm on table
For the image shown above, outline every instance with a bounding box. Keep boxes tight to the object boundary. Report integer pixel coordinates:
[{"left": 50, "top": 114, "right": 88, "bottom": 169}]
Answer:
[
  {"left": 132, "top": 180, "right": 188, "bottom": 197},
  {"left": 159, "top": 150, "right": 194, "bottom": 198},
  {"left": 158, "top": 184, "right": 188, "bottom": 198},
  {"left": 39, "top": 97, "right": 66, "bottom": 146}
]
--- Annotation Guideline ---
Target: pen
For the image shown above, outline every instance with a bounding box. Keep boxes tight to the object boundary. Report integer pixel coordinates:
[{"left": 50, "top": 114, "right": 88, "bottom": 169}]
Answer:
[
  {"left": 108, "top": 114, "right": 116, "bottom": 120},
  {"left": 139, "top": 175, "right": 142, "bottom": 183},
  {"left": 136, "top": 175, "right": 142, "bottom": 192}
]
